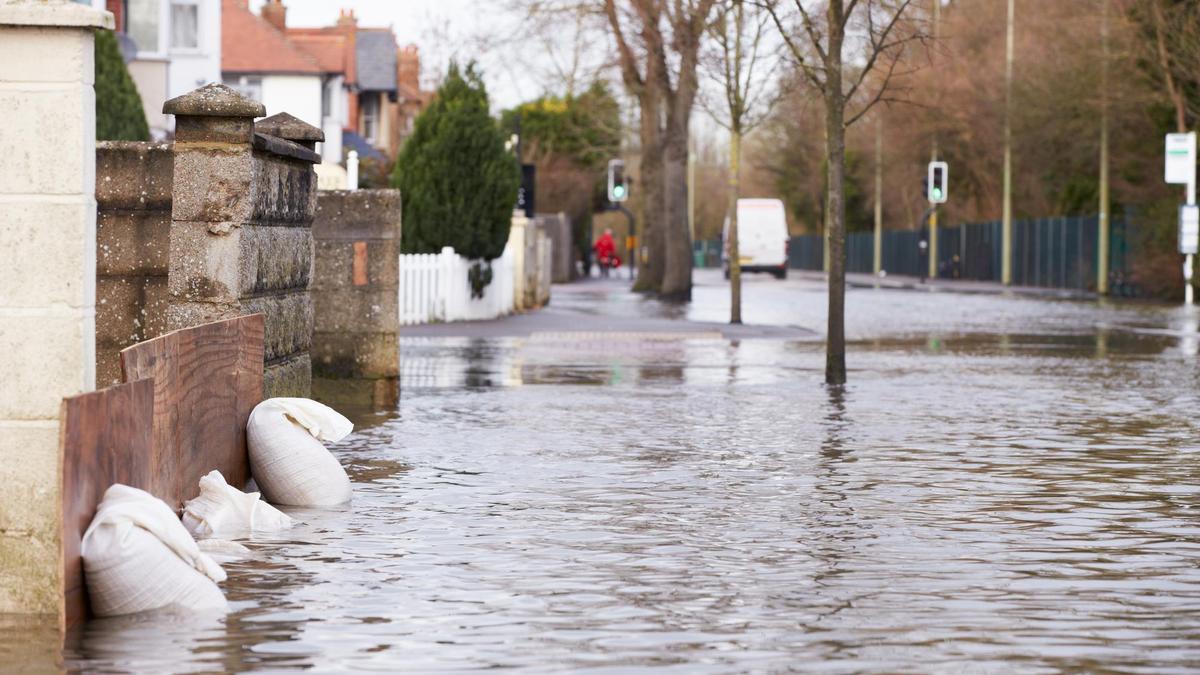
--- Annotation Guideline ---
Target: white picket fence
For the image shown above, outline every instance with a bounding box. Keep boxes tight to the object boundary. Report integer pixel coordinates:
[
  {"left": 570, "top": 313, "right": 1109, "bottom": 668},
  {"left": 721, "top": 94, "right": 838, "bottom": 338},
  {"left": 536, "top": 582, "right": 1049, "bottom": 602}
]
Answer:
[{"left": 399, "top": 246, "right": 516, "bottom": 325}]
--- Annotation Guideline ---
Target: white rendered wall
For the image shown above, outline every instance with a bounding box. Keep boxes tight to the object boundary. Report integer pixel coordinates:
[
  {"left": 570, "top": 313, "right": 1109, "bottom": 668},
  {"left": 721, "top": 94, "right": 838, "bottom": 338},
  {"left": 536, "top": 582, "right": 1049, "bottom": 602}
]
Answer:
[
  {"left": 320, "top": 75, "right": 343, "bottom": 164},
  {"left": 167, "top": 0, "right": 221, "bottom": 100},
  {"left": 261, "top": 74, "right": 323, "bottom": 130}
]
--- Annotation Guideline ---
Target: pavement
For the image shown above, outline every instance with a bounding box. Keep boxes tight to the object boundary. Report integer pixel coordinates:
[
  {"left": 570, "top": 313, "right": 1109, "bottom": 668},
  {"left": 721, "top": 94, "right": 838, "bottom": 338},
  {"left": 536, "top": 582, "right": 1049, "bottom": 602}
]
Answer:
[
  {"left": 400, "top": 273, "right": 817, "bottom": 340},
  {"left": 400, "top": 267, "right": 1103, "bottom": 341},
  {"left": 814, "top": 269, "right": 1098, "bottom": 300}
]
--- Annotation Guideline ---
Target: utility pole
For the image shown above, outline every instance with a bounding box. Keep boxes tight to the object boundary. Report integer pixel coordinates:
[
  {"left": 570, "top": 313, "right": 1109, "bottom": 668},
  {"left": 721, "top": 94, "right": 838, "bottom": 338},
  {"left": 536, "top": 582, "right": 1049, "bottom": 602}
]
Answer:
[
  {"left": 928, "top": 0, "right": 940, "bottom": 281},
  {"left": 1001, "top": 0, "right": 1015, "bottom": 285},
  {"left": 688, "top": 136, "right": 696, "bottom": 240},
  {"left": 874, "top": 115, "right": 883, "bottom": 275},
  {"left": 1097, "top": 0, "right": 1110, "bottom": 294}
]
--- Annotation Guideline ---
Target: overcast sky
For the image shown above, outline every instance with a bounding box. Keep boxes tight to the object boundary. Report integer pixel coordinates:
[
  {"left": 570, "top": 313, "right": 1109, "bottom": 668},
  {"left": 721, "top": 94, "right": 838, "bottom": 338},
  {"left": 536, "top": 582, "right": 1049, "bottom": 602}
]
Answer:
[{"left": 253, "top": 0, "right": 558, "bottom": 109}]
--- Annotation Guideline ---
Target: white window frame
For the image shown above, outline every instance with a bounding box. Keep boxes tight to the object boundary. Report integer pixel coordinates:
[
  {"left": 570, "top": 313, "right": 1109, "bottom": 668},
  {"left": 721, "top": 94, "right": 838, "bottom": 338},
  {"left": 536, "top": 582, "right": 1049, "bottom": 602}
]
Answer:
[
  {"left": 223, "top": 75, "right": 263, "bottom": 103},
  {"left": 362, "top": 95, "right": 379, "bottom": 144},
  {"left": 126, "top": 0, "right": 168, "bottom": 59},
  {"left": 168, "top": 0, "right": 202, "bottom": 55}
]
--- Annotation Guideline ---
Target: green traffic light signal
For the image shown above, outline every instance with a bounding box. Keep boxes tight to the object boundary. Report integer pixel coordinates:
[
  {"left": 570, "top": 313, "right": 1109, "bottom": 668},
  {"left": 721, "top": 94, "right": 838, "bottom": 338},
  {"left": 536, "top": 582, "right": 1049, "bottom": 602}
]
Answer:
[
  {"left": 613, "top": 185, "right": 626, "bottom": 199},
  {"left": 931, "top": 187, "right": 943, "bottom": 200}
]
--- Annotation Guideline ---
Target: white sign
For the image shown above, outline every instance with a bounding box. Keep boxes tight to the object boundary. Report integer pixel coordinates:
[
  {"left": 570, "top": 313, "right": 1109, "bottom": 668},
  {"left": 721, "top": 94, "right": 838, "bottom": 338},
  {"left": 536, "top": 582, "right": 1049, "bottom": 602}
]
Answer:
[
  {"left": 1180, "top": 205, "right": 1199, "bottom": 255},
  {"left": 1165, "top": 132, "right": 1196, "bottom": 185}
]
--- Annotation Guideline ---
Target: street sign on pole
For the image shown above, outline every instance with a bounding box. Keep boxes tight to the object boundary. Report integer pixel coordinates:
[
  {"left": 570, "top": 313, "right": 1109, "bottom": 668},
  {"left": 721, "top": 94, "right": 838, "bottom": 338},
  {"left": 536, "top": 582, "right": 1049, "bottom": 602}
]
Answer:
[
  {"left": 1181, "top": 205, "right": 1199, "bottom": 255},
  {"left": 1165, "top": 132, "right": 1196, "bottom": 186},
  {"left": 1166, "top": 133, "right": 1199, "bottom": 305},
  {"left": 516, "top": 164, "right": 536, "bottom": 217}
]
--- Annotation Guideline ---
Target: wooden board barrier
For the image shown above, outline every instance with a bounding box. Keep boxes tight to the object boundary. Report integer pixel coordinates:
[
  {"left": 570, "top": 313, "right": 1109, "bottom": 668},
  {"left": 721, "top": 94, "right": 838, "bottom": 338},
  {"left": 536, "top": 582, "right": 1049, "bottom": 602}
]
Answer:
[
  {"left": 58, "top": 314, "right": 264, "bottom": 627},
  {"left": 120, "top": 314, "right": 265, "bottom": 509},
  {"left": 59, "top": 378, "right": 155, "bottom": 629}
]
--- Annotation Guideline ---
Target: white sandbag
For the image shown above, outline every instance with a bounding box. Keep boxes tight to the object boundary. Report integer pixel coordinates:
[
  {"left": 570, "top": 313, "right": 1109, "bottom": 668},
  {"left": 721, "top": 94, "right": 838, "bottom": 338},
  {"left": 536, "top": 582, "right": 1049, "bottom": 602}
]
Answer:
[
  {"left": 81, "top": 485, "right": 227, "bottom": 617},
  {"left": 247, "top": 398, "right": 354, "bottom": 506},
  {"left": 181, "top": 470, "right": 293, "bottom": 538},
  {"left": 197, "top": 538, "right": 253, "bottom": 564}
]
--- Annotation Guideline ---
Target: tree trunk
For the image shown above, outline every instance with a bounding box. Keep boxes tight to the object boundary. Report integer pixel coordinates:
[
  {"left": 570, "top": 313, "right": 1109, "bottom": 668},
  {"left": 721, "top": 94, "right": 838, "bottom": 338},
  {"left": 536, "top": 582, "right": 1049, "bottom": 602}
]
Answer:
[
  {"left": 636, "top": 144, "right": 666, "bottom": 292},
  {"left": 634, "top": 95, "right": 666, "bottom": 292},
  {"left": 729, "top": 127, "right": 742, "bottom": 324},
  {"left": 824, "top": 0, "right": 847, "bottom": 385},
  {"left": 660, "top": 129, "right": 693, "bottom": 301}
]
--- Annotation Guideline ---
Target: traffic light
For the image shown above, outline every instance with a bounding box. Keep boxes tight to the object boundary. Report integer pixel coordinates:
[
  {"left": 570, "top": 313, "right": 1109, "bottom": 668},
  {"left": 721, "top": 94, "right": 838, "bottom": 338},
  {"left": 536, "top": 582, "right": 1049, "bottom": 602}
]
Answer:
[
  {"left": 927, "top": 160, "right": 948, "bottom": 204},
  {"left": 608, "top": 159, "right": 628, "bottom": 203}
]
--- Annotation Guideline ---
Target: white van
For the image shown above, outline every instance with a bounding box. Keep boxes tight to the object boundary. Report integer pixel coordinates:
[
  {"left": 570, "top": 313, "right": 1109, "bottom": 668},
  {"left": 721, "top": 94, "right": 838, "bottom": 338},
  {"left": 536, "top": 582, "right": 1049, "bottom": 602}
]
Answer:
[{"left": 723, "top": 198, "right": 789, "bottom": 280}]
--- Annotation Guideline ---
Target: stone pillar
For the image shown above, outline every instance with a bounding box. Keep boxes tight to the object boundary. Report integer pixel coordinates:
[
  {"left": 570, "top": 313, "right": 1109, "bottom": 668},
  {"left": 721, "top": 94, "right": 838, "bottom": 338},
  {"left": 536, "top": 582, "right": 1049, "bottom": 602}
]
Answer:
[
  {"left": 163, "top": 85, "right": 321, "bottom": 398},
  {"left": 0, "top": 0, "right": 112, "bottom": 614},
  {"left": 311, "top": 190, "right": 401, "bottom": 409}
]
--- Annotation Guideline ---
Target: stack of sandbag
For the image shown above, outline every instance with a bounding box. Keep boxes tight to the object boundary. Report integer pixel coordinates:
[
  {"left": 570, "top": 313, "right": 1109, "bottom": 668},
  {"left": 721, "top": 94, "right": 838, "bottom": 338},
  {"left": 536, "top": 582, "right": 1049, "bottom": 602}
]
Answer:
[
  {"left": 247, "top": 398, "right": 354, "bottom": 506},
  {"left": 81, "top": 485, "right": 228, "bottom": 617},
  {"left": 182, "top": 470, "right": 293, "bottom": 538}
]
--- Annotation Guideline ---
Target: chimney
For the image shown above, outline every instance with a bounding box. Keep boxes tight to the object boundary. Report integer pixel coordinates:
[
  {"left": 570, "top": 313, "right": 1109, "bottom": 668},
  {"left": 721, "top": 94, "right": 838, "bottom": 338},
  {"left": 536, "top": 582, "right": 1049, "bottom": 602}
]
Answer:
[
  {"left": 398, "top": 45, "right": 420, "bottom": 92},
  {"left": 336, "top": 8, "right": 357, "bottom": 28},
  {"left": 261, "top": 0, "right": 286, "bottom": 31}
]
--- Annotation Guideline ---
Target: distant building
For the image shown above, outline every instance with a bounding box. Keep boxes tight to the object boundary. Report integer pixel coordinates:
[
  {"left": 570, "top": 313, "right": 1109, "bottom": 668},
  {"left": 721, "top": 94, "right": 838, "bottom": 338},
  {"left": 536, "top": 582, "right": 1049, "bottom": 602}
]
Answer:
[
  {"left": 221, "top": 0, "right": 338, "bottom": 162},
  {"left": 275, "top": 3, "right": 433, "bottom": 163},
  {"left": 219, "top": 0, "right": 433, "bottom": 178},
  {"left": 93, "top": 0, "right": 222, "bottom": 138}
]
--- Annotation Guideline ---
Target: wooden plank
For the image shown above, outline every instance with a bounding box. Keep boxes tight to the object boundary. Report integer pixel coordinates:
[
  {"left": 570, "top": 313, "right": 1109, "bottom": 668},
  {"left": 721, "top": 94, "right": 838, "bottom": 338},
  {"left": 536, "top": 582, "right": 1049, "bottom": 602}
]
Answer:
[
  {"left": 58, "top": 378, "right": 155, "bottom": 630},
  {"left": 119, "top": 314, "right": 265, "bottom": 509}
]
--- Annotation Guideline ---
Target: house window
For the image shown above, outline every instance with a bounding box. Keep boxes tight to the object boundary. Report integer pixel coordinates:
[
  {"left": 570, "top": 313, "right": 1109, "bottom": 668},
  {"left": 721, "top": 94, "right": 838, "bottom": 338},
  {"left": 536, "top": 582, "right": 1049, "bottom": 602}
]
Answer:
[
  {"left": 127, "top": 0, "right": 159, "bottom": 53},
  {"left": 362, "top": 95, "right": 379, "bottom": 144},
  {"left": 223, "top": 75, "right": 262, "bottom": 103},
  {"left": 170, "top": 1, "right": 199, "bottom": 50}
]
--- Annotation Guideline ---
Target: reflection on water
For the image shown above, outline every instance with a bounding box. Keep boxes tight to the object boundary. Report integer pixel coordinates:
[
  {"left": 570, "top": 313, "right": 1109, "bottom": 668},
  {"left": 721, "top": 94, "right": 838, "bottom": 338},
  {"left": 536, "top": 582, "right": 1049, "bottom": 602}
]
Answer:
[{"left": 9, "top": 288, "right": 1200, "bottom": 672}]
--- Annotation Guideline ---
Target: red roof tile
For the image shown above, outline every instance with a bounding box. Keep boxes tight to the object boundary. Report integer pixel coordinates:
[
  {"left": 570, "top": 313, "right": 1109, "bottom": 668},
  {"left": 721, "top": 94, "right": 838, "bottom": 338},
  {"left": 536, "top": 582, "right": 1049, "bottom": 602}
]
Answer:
[
  {"left": 289, "top": 33, "right": 346, "bottom": 74},
  {"left": 221, "top": 0, "right": 320, "bottom": 75}
]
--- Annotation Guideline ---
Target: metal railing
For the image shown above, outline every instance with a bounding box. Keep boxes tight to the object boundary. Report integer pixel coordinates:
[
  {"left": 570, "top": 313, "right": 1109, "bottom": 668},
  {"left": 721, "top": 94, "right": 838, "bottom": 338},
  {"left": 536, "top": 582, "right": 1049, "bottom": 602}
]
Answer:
[{"left": 787, "top": 214, "right": 1135, "bottom": 293}]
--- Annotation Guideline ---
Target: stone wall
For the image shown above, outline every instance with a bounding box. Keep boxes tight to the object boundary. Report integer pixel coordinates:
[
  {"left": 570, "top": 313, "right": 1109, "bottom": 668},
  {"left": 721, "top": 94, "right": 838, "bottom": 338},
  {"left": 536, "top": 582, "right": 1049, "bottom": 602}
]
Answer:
[
  {"left": 95, "top": 142, "right": 172, "bottom": 385},
  {"left": 164, "top": 85, "right": 320, "bottom": 398},
  {"left": 534, "top": 212, "right": 574, "bottom": 283},
  {"left": 311, "top": 189, "right": 401, "bottom": 409}
]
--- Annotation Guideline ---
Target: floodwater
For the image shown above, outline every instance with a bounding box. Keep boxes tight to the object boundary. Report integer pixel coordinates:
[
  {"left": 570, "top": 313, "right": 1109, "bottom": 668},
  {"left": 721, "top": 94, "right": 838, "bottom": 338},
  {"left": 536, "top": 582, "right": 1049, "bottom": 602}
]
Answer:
[{"left": 9, "top": 272, "right": 1200, "bottom": 672}]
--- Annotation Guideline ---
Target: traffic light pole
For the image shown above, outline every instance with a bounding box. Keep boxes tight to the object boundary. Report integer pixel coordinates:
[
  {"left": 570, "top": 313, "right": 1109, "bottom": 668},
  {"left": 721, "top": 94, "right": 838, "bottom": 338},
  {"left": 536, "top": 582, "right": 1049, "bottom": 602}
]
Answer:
[
  {"left": 928, "top": 207, "right": 938, "bottom": 279},
  {"left": 614, "top": 203, "right": 637, "bottom": 280}
]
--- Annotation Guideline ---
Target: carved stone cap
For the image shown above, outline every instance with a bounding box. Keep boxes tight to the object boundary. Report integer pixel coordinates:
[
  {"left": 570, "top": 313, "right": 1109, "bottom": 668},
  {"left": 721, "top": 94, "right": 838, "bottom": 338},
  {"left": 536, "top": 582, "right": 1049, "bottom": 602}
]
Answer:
[
  {"left": 163, "top": 83, "right": 265, "bottom": 118},
  {"left": 256, "top": 112, "right": 325, "bottom": 143},
  {"left": 0, "top": 0, "right": 113, "bottom": 28}
]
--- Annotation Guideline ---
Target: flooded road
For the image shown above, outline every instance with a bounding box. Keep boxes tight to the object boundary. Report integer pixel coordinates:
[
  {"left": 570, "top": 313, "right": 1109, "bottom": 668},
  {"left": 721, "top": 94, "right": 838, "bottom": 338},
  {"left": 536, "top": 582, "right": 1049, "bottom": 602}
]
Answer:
[{"left": 11, "top": 272, "right": 1200, "bottom": 672}]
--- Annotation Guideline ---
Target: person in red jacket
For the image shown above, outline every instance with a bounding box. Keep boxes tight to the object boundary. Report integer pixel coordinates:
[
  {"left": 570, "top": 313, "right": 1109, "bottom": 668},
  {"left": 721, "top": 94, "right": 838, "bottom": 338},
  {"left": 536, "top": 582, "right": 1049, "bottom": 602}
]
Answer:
[{"left": 594, "top": 229, "right": 617, "bottom": 278}]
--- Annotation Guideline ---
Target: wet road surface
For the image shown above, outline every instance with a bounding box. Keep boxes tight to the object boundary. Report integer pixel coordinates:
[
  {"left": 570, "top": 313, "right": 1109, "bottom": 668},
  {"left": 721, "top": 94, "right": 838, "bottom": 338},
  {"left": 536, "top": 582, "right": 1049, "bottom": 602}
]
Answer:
[{"left": 8, "top": 270, "right": 1200, "bottom": 672}]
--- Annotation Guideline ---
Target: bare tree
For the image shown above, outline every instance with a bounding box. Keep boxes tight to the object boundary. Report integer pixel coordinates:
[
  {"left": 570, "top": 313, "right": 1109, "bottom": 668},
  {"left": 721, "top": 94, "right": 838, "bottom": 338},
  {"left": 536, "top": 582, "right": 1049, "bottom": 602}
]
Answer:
[
  {"left": 1141, "top": 0, "right": 1200, "bottom": 133},
  {"left": 761, "top": 0, "right": 925, "bottom": 384},
  {"left": 704, "top": 0, "right": 781, "bottom": 323},
  {"left": 606, "top": 0, "right": 718, "bottom": 299}
]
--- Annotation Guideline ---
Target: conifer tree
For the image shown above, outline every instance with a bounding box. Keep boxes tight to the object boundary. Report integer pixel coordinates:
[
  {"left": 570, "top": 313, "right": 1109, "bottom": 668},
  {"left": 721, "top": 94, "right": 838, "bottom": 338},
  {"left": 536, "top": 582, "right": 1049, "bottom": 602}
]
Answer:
[
  {"left": 95, "top": 29, "right": 150, "bottom": 142},
  {"left": 393, "top": 63, "right": 520, "bottom": 262}
]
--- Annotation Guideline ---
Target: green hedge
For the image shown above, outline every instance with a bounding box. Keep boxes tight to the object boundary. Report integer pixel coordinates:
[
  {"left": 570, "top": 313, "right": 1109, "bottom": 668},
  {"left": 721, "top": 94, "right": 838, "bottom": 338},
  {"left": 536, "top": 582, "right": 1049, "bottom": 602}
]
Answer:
[{"left": 95, "top": 29, "right": 149, "bottom": 142}]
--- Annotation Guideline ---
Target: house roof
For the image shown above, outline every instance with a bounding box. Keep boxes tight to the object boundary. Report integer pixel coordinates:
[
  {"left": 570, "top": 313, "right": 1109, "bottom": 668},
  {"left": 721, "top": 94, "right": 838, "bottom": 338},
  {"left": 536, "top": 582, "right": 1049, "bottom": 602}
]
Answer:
[
  {"left": 221, "top": 0, "right": 321, "bottom": 75},
  {"left": 356, "top": 30, "right": 397, "bottom": 92},
  {"left": 289, "top": 33, "right": 346, "bottom": 74}
]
